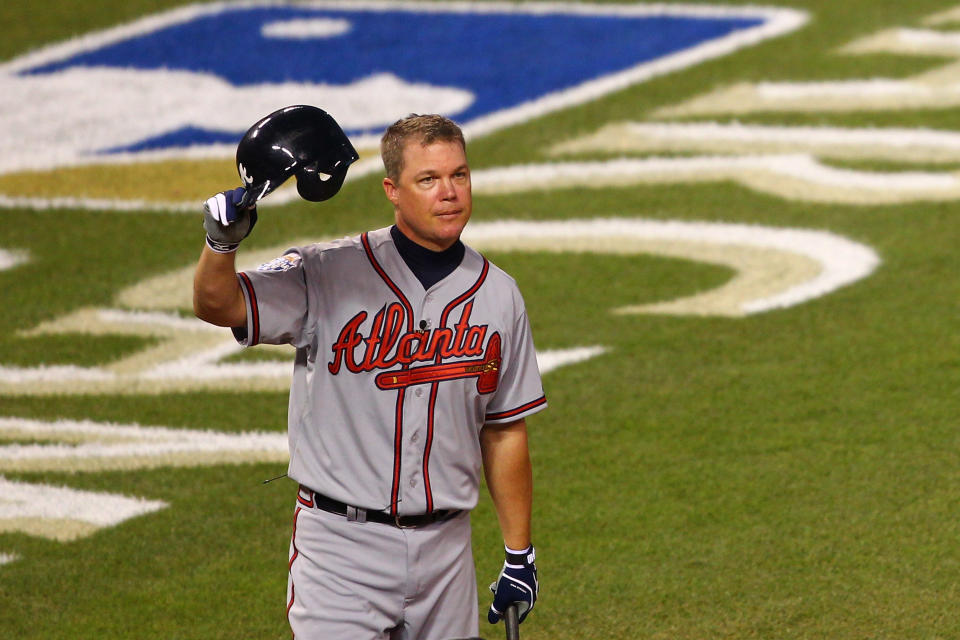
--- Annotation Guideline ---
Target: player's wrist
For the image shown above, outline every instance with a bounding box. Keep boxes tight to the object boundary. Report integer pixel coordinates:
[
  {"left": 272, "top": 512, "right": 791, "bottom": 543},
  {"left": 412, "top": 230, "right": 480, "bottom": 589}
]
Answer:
[
  {"left": 205, "top": 235, "right": 241, "bottom": 254},
  {"left": 489, "top": 542, "right": 538, "bottom": 625},
  {"left": 504, "top": 543, "right": 535, "bottom": 567}
]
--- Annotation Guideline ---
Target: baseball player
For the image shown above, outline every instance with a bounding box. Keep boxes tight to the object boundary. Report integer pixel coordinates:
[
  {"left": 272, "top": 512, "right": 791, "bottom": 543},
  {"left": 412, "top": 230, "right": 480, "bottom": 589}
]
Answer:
[{"left": 193, "top": 111, "right": 545, "bottom": 639}]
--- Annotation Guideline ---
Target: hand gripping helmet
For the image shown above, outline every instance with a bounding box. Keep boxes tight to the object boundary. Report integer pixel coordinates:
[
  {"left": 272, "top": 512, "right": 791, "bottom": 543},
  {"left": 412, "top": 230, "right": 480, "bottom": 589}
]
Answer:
[{"left": 235, "top": 105, "right": 359, "bottom": 209}]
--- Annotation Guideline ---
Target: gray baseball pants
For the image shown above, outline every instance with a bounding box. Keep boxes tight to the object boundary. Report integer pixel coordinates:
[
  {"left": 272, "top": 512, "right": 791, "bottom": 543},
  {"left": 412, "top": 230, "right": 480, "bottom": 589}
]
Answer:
[{"left": 287, "top": 496, "right": 479, "bottom": 639}]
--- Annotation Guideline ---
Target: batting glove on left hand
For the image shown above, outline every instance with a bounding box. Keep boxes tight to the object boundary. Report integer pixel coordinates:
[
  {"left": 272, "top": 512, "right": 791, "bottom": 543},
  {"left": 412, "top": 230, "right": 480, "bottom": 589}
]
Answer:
[
  {"left": 203, "top": 186, "right": 258, "bottom": 254},
  {"left": 488, "top": 544, "right": 538, "bottom": 625}
]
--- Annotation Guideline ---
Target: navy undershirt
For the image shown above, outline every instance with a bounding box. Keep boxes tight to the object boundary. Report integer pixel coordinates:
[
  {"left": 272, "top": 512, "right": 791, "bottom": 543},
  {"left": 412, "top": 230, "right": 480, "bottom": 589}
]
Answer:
[{"left": 390, "top": 225, "right": 465, "bottom": 290}]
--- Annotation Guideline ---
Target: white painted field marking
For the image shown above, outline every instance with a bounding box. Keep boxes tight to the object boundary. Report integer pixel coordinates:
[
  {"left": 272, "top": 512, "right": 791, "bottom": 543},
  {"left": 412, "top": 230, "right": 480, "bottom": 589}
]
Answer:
[
  {"left": 537, "top": 346, "right": 608, "bottom": 375},
  {"left": 471, "top": 156, "right": 960, "bottom": 204},
  {"left": 0, "top": 552, "right": 21, "bottom": 566},
  {"left": 842, "top": 28, "right": 960, "bottom": 57},
  {"left": 4, "top": 308, "right": 278, "bottom": 394},
  {"left": 0, "top": 417, "right": 289, "bottom": 472},
  {"left": 462, "top": 219, "right": 880, "bottom": 316},
  {"left": 655, "top": 18, "right": 960, "bottom": 117},
  {"left": 261, "top": 17, "right": 353, "bottom": 39},
  {"left": 0, "top": 249, "right": 29, "bottom": 271},
  {"left": 0, "top": 417, "right": 288, "bottom": 544},
  {"left": 0, "top": 476, "right": 168, "bottom": 542},
  {"left": 552, "top": 121, "right": 960, "bottom": 163},
  {"left": 0, "top": 364, "right": 115, "bottom": 384}
]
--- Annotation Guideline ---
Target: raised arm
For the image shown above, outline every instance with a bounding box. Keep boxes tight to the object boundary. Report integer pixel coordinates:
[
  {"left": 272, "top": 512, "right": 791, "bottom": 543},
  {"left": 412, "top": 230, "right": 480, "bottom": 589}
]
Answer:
[
  {"left": 193, "top": 187, "right": 254, "bottom": 327},
  {"left": 193, "top": 245, "right": 246, "bottom": 327}
]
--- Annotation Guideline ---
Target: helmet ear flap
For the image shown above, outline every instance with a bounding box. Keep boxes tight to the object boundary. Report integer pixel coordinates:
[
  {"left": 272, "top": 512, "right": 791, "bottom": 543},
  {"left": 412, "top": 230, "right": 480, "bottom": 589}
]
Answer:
[{"left": 296, "top": 165, "right": 348, "bottom": 202}]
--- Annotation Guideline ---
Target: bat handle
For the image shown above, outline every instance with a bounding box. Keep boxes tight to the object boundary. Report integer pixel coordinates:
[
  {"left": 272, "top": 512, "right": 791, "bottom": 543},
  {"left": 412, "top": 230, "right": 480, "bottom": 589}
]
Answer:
[{"left": 504, "top": 603, "right": 520, "bottom": 640}]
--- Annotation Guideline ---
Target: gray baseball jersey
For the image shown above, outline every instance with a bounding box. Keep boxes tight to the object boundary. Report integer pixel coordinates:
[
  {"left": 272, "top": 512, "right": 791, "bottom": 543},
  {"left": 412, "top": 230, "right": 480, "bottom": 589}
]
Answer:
[{"left": 235, "top": 226, "right": 546, "bottom": 516}]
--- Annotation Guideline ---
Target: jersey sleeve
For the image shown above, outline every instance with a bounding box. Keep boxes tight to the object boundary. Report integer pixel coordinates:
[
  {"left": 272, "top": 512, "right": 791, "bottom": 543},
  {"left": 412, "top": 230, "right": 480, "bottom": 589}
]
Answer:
[
  {"left": 484, "top": 292, "right": 547, "bottom": 425},
  {"left": 234, "top": 250, "right": 309, "bottom": 347}
]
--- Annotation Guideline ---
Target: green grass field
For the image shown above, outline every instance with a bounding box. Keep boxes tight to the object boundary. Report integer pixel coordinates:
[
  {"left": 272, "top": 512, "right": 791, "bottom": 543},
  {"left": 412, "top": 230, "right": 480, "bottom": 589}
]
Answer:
[{"left": 2, "top": 1, "right": 960, "bottom": 638}]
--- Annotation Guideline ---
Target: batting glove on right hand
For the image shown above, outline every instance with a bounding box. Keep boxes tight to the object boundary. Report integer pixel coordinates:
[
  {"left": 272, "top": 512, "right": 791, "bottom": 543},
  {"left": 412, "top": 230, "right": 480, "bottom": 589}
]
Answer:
[
  {"left": 203, "top": 186, "right": 258, "bottom": 254},
  {"left": 488, "top": 544, "right": 538, "bottom": 625}
]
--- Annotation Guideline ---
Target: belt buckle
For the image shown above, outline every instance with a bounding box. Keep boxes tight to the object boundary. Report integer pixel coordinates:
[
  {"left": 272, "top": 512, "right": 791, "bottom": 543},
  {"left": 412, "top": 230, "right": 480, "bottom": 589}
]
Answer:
[{"left": 394, "top": 514, "right": 418, "bottom": 529}]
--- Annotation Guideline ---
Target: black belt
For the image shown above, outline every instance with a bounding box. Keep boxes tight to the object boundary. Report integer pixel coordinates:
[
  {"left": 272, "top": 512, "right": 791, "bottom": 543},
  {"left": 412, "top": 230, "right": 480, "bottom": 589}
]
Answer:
[{"left": 299, "top": 486, "right": 461, "bottom": 529}]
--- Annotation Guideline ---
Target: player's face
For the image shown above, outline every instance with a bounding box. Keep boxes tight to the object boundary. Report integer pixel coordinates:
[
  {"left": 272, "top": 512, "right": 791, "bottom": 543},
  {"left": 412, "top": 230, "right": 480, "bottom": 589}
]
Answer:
[{"left": 383, "top": 139, "right": 472, "bottom": 252}]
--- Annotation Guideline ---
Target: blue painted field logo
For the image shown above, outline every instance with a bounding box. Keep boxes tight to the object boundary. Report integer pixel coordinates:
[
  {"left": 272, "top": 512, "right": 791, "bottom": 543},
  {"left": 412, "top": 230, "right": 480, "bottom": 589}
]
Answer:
[{"left": 0, "top": 1, "right": 805, "bottom": 210}]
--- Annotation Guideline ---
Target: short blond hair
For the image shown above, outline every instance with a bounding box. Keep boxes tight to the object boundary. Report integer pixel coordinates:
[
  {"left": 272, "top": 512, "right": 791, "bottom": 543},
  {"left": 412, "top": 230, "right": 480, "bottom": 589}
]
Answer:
[{"left": 380, "top": 114, "right": 466, "bottom": 181}]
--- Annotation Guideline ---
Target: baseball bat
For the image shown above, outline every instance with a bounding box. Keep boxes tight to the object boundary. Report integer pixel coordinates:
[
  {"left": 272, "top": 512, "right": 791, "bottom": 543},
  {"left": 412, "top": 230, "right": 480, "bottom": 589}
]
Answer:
[{"left": 504, "top": 604, "right": 520, "bottom": 640}]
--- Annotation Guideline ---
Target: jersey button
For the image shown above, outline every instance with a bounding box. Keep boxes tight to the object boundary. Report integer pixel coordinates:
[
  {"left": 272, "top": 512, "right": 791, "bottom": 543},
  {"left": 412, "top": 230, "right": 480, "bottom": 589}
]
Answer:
[{"left": 415, "top": 388, "right": 424, "bottom": 398}]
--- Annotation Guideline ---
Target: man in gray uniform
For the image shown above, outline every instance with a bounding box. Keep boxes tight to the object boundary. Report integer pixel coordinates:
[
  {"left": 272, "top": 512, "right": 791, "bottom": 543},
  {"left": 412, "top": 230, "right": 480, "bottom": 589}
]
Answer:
[{"left": 194, "top": 113, "right": 545, "bottom": 639}]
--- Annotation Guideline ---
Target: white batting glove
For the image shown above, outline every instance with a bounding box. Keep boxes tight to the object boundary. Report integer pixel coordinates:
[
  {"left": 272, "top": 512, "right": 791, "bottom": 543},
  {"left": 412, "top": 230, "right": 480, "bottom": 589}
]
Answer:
[{"left": 202, "top": 186, "right": 257, "bottom": 253}]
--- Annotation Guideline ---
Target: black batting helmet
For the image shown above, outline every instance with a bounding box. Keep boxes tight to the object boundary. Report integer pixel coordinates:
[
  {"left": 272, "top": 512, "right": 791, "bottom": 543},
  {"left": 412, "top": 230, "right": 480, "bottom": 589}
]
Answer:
[{"left": 236, "top": 105, "right": 359, "bottom": 209}]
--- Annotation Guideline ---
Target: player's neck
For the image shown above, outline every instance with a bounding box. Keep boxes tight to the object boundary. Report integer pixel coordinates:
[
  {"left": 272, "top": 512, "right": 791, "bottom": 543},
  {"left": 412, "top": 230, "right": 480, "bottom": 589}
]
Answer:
[{"left": 390, "top": 225, "right": 465, "bottom": 290}]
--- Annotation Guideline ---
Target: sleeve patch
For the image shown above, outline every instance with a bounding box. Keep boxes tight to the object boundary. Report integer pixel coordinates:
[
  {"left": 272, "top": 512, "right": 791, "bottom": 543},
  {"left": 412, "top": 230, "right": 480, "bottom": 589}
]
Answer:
[{"left": 258, "top": 253, "right": 302, "bottom": 272}]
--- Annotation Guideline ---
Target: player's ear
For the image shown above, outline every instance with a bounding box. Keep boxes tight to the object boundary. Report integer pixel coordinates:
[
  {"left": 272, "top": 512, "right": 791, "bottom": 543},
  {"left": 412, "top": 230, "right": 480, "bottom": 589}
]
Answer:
[{"left": 382, "top": 177, "right": 399, "bottom": 206}]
